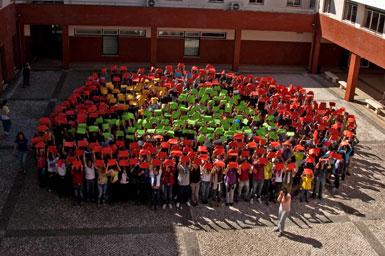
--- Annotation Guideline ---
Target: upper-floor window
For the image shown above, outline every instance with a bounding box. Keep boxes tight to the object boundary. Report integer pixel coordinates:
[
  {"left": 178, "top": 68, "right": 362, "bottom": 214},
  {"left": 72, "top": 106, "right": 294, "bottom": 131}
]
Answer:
[
  {"left": 364, "top": 7, "right": 385, "bottom": 34},
  {"left": 343, "top": 1, "right": 358, "bottom": 23},
  {"left": 287, "top": 0, "right": 301, "bottom": 7},
  {"left": 208, "top": 0, "right": 224, "bottom": 2},
  {"left": 249, "top": 0, "right": 264, "bottom": 4},
  {"left": 323, "top": 0, "right": 336, "bottom": 14}
]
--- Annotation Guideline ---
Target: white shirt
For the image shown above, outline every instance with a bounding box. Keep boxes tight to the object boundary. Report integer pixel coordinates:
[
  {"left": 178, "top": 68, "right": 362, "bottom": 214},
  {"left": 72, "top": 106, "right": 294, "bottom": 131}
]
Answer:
[
  {"left": 120, "top": 171, "right": 128, "bottom": 184},
  {"left": 57, "top": 164, "right": 66, "bottom": 176},
  {"left": 275, "top": 170, "right": 283, "bottom": 183},
  {"left": 201, "top": 172, "right": 211, "bottom": 182},
  {"left": 47, "top": 158, "right": 58, "bottom": 173},
  {"left": 85, "top": 165, "right": 96, "bottom": 180}
]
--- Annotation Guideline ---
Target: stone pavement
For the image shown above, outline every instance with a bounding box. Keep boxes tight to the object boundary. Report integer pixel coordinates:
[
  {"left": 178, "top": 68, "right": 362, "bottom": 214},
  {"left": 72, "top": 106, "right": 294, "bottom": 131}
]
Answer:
[{"left": 0, "top": 69, "right": 385, "bottom": 256}]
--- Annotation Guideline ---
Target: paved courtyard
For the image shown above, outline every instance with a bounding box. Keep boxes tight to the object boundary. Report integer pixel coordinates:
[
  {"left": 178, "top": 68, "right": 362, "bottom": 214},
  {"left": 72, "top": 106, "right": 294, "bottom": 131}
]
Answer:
[{"left": 0, "top": 67, "right": 385, "bottom": 256}]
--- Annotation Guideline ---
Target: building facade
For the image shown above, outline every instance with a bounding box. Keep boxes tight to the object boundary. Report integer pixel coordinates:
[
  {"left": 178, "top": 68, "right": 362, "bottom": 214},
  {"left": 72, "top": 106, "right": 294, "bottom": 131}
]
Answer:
[{"left": 0, "top": 0, "right": 384, "bottom": 100}]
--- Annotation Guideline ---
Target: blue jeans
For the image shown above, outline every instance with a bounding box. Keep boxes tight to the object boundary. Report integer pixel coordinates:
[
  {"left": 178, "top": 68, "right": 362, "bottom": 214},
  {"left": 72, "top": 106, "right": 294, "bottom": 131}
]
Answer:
[
  {"left": 85, "top": 179, "right": 96, "bottom": 200},
  {"left": 2, "top": 119, "right": 11, "bottom": 135},
  {"left": 18, "top": 151, "right": 28, "bottom": 172},
  {"left": 178, "top": 185, "right": 190, "bottom": 204},
  {"left": 277, "top": 207, "right": 289, "bottom": 232},
  {"left": 98, "top": 183, "right": 108, "bottom": 201},
  {"left": 73, "top": 184, "right": 83, "bottom": 203},
  {"left": 162, "top": 185, "right": 173, "bottom": 204},
  {"left": 200, "top": 181, "right": 211, "bottom": 202},
  {"left": 251, "top": 179, "right": 264, "bottom": 199}
]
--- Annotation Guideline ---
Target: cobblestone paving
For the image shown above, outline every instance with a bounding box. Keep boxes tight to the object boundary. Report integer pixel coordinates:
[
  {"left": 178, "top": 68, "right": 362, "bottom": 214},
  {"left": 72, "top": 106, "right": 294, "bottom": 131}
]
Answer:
[{"left": 0, "top": 70, "right": 385, "bottom": 256}]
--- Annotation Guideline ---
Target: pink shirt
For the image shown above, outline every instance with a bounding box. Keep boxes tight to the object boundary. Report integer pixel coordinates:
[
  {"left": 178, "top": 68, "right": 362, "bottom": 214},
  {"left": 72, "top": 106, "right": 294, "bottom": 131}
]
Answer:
[{"left": 279, "top": 193, "right": 291, "bottom": 212}]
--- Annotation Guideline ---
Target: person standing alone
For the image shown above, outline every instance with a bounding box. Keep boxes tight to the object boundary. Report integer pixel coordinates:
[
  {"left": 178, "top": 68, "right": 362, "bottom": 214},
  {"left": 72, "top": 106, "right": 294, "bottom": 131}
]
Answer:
[
  {"left": 1, "top": 100, "right": 11, "bottom": 137},
  {"left": 23, "top": 63, "right": 31, "bottom": 88},
  {"left": 275, "top": 188, "right": 291, "bottom": 237}
]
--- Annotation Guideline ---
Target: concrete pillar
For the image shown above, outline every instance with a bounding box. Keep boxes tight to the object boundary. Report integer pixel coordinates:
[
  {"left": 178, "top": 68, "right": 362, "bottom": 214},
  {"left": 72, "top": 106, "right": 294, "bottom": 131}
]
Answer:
[
  {"left": 150, "top": 25, "right": 157, "bottom": 67},
  {"left": 62, "top": 25, "right": 70, "bottom": 69},
  {"left": 344, "top": 53, "right": 360, "bottom": 101},
  {"left": 309, "top": 15, "right": 321, "bottom": 74},
  {"left": 232, "top": 29, "right": 241, "bottom": 71}
]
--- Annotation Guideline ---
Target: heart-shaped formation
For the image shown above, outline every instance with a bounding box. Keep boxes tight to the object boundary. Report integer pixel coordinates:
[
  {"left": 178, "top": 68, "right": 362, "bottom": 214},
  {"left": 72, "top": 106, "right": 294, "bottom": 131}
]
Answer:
[{"left": 32, "top": 64, "right": 356, "bottom": 198}]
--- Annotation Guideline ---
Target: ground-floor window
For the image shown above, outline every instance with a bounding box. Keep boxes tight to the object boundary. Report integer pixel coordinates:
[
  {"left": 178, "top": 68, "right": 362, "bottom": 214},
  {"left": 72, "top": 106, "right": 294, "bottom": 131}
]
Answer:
[
  {"left": 102, "top": 36, "right": 118, "bottom": 55},
  {"left": 184, "top": 37, "right": 200, "bottom": 57}
]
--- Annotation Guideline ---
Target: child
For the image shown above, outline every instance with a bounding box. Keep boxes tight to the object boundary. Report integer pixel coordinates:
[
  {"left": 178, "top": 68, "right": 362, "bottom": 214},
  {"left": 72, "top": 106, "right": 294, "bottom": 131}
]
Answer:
[
  {"left": 150, "top": 167, "right": 162, "bottom": 210},
  {"left": 300, "top": 169, "right": 313, "bottom": 203}
]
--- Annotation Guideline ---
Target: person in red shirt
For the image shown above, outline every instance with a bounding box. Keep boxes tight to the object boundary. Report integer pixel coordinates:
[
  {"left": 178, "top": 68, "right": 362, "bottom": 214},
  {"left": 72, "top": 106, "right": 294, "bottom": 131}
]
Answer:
[
  {"left": 237, "top": 159, "right": 252, "bottom": 202},
  {"left": 71, "top": 163, "right": 84, "bottom": 205},
  {"left": 251, "top": 160, "right": 265, "bottom": 204},
  {"left": 161, "top": 165, "right": 175, "bottom": 209}
]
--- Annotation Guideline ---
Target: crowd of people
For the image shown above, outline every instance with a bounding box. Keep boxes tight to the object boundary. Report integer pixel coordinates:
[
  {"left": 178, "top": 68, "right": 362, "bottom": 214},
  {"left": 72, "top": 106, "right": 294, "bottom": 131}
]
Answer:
[{"left": 30, "top": 64, "right": 357, "bottom": 212}]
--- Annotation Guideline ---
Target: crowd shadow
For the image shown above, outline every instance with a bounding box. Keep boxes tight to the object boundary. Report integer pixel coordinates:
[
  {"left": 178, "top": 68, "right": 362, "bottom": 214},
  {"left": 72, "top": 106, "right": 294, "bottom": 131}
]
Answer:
[{"left": 186, "top": 144, "right": 384, "bottom": 235}]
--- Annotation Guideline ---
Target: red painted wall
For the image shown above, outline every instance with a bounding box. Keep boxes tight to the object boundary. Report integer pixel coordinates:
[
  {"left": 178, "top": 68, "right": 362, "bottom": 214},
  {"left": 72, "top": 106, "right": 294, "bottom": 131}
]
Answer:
[
  {"left": 319, "top": 14, "right": 385, "bottom": 69},
  {"left": 156, "top": 38, "right": 234, "bottom": 64},
  {"left": 0, "top": 4, "right": 17, "bottom": 88},
  {"left": 319, "top": 43, "right": 344, "bottom": 67},
  {"left": 240, "top": 41, "right": 311, "bottom": 65},
  {"left": 70, "top": 36, "right": 150, "bottom": 62},
  {"left": 16, "top": 4, "right": 313, "bottom": 32},
  {"left": 157, "top": 38, "right": 234, "bottom": 64}
]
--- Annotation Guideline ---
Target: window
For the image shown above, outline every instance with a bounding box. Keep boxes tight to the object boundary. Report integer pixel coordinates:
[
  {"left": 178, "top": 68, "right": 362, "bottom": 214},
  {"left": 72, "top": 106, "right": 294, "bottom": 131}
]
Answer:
[
  {"left": 201, "top": 32, "right": 226, "bottom": 39},
  {"left": 323, "top": 0, "right": 336, "bottom": 14},
  {"left": 287, "top": 0, "right": 301, "bottom": 7},
  {"left": 249, "top": 0, "right": 264, "bottom": 4},
  {"left": 102, "top": 36, "right": 118, "bottom": 55},
  {"left": 208, "top": 0, "right": 224, "bottom": 2},
  {"left": 103, "top": 29, "right": 118, "bottom": 36},
  {"left": 185, "top": 32, "right": 201, "bottom": 38},
  {"left": 344, "top": 1, "right": 357, "bottom": 23},
  {"left": 119, "top": 29, "right": 146, "bottom": 37},
  {"left": 74, "top": 28, "right": 102, "bottom": 36},
  {"left": 365, "top": 7, "right": 385, "bottom": 34},
  {"left": 158, "top": 31, "right": 184, "bottom": 37},
  {"left": 184, "top": 37, "right": 199, "bottom": 57}
]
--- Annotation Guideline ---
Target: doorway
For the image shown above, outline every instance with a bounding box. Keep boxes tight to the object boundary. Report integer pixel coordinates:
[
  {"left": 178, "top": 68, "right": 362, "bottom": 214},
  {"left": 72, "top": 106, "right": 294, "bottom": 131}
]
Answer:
[{"left": 30, "top": 25, "right": 62, "bottom": 66}]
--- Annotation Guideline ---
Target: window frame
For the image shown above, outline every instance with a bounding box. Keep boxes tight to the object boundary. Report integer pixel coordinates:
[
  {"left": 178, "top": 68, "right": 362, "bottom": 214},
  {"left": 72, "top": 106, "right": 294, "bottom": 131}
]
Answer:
[
  {"left": 364, "top": 7, "right": 385, "bottom": 35},
  {"left": 184, "top": 37, "right": 200, "bottom": 57},
  {"left": 343, "top": 1, "right": 358, "bottom": 23},
  {"left": 102, "top": 35, "right": 119, "bottom": 56},
  {"left": 287, "top": 0, "right": 301, "bottom": 7},
  {"left": 249, "top": 0, "right": 264, "bottom": 4}
]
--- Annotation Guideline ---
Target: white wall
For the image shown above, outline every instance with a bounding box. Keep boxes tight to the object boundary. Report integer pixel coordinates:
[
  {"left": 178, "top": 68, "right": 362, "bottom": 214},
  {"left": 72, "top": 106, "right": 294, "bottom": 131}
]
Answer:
[
  {"left": 63, "top": 0, "right": 318, "bottom": 13},
  {"left": 0, "top": 0, "right": 12, "bottom": 9}
]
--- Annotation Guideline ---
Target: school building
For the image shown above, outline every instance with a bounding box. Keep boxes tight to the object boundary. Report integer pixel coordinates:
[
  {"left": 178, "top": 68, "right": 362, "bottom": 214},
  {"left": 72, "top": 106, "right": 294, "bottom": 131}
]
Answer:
[{"left": 0, "top": 0, "right": 384, "bottom": 101}]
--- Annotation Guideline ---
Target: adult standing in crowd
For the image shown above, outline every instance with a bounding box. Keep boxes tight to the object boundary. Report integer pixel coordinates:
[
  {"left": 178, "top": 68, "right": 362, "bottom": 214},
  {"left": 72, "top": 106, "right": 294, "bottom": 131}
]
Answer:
[
  {"left": 1, "top": 100, "right": 11, "bottom": 137},
  {"left": 14, "top": 131, "right": 28, "bottom": 174}
]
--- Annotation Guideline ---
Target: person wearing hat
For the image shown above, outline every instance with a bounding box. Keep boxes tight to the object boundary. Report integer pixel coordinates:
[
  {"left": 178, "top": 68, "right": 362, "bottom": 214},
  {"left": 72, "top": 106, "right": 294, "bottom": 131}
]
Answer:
[
  {"left": 332, "top": 154, "right": 345, "bottom": 195},
  {"left": 46, "top": 150, "right": 59, "bottom": 192},
  {"left": 211, "top": 161, "right": 225, "bottom": 207},
  {"left": 83, "top": 152, "right": 96, "bottom": 202},
  {"left": 56, "top": 156, "right": 67, "bottom": 198},
  {"left": 176, "top": 159, "right": 191, "bottom": 209}
]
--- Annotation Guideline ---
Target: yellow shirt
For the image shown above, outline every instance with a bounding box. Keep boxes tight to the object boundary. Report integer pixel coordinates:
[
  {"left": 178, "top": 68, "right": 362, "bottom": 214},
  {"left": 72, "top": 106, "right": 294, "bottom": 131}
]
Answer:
[
  {"left": 264, "top": 162, "right": 273, "bottom": 180},
  {"left": 301, "top": 176, "right": 313, "bottom": 190}
]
